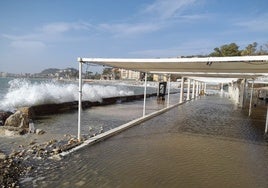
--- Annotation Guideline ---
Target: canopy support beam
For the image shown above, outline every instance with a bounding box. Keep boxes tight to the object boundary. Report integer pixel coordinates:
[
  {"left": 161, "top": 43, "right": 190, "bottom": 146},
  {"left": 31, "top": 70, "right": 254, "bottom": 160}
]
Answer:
[
  {"left": 167, "top": 74, "right": 171, "bottom": 107},
  {"left": 248, "top": 79, "right": 254, "bottom": 117},
  {"left": 195, "top": 81, "right": 199, "bottom": 97},
  {"left": 143, "top": 72, "right": 148, "bottom": 117},
  {"left": 265, "top": 106, "right": 268, "bottom": 134},
  {"left": 78, "top": 59, "right": 83, "bottom": 141},
  {"left": 192, "top": 80, "right": 195, "bottom": 99},
  {"left": 187, "top": 79, "right": 191, "bottom": 101},
  {"left": 180, "top": 77, "right": 184, "bottom": 103}
]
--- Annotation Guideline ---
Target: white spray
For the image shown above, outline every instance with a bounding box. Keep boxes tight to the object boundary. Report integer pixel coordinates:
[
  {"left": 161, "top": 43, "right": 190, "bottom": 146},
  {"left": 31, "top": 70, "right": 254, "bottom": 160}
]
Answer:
[{"left": 0, "top": 79, "right": 134, "bottom": 111}]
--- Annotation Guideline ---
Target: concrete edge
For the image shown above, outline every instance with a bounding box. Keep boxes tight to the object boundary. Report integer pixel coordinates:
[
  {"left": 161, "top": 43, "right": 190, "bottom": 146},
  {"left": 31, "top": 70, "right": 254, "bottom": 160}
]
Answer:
[{"left": 58, "top": 101, "right": 185, "bottom": 157}]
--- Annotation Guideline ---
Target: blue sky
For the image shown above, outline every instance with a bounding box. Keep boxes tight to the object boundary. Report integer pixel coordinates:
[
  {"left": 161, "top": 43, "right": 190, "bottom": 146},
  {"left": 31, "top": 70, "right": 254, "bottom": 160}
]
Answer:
[{"left": 0, "top": 0, "right": 267, "bottom": 73}]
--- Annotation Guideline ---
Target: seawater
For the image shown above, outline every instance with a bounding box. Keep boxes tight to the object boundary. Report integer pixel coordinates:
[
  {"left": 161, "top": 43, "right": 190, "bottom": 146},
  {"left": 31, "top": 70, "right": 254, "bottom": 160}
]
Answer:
[
  {"left": 22, "top": 95, "right": 268, "bottom": 188},
  {"left": 0, "top": 78, "right": 163, "bottom": 111}
]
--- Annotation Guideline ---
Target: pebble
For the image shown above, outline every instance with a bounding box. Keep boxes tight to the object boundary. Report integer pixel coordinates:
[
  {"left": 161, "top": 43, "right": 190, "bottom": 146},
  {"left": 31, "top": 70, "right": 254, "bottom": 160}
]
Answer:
[
  {"left": 35, "top": 129, "right": 45, "bottom": 135},
  {"left": 0, "top": 152, "right": 7, "bottom": 160},
  {"left": 75, "top": 180, "right": 86, "bottom": 186}
]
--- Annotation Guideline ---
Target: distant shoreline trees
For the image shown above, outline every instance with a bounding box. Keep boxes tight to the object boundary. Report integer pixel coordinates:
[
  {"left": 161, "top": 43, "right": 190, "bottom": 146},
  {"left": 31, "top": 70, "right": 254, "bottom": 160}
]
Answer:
[
  {"left": 209, "top": 42, "right": 268, "bottom": 57},
  {"left": 181, "top": 42, "right": 268, "bottom": 58}
]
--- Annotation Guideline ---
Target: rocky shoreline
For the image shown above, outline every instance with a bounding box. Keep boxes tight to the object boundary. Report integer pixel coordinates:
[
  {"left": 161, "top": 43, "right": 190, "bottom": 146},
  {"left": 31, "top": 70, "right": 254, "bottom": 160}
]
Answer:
[
  {"left": 0, "top": 133, "right": 87, "bottom": 187},
  {"left": 0, "top": 150, "right": 25, "bottom": 187}
]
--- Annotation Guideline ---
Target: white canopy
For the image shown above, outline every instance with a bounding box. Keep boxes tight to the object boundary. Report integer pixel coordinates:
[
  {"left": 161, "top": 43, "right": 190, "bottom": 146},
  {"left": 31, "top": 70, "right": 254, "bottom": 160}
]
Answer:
[
  {"left": 78, "top": 56, "right": 268, "bottom": 79},
  {"left": 76, "top": 55, "right": 268, "bottom": 140}
]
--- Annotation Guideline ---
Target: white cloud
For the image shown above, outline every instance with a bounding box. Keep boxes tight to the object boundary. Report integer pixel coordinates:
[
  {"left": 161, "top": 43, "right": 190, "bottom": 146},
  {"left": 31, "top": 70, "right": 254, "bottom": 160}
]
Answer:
[
  {"left": 144, "top": 0, "right": 197, "bottom": 19},
  {"left": 2, "top": 33, "right": 41, "bottom": 41},
  {"left": 2, "top": 22, "right": 91, "bottom": 41},
  {"left": 10, "top": 40, "right": 46, "bottom": 50},
  {"left": 98, "top": 22, "right": 161, "bottom": 36},
  {"left": 96, "top": 0, "right": 202, "bottom": 37},
  {"left": 2, "top": 21, "right": 92, "bottom": 50},
  {"left": 40, "top": 22, "right": 92, "bottom": 34},
  {"left": 129, "top": 39, "right": 215, "bottom": 57}
]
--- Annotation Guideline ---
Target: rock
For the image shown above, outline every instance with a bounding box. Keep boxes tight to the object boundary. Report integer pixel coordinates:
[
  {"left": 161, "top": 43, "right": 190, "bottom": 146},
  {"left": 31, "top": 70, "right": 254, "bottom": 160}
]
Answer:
[
  {"left": 0, "top": 151, "right": 7, "bottom": 160},
  {"left": 35, "top": 129, "right": 45, "bottom": 135},
  {"left": 75, "top": 180, "right": 86, "bottom": 186},
  {"left": 4, "top": 111, "right": 29, "bottom": 128},
  {"left": 0, "top": 111, "right": 13, "bottom": 126},
  {"left": 99, "top": 127, "right": 104, "bottom": 134},
  {"left": 48, "top": 155, "right": 62, "bottom": 161},
  {"left": 5, "top": 129, "right": 21, "bottom": 136},
  {"left": 2, "top": 126, "right": 27, "bottom": 136},
  {"left": 29, "top": 140, "right": 36, "bottom": 145},
  {"left": 52, "top": 148, "right": 61, "bottom": 154},
  {"left": 88, "top": 126, "right": 94, "bottom": 132},
  {"left": 17, "top": 107, "right": 35, "bottom": 119},
  {"left": 68, "top": 138, "right": 79, "bottom": 145}
]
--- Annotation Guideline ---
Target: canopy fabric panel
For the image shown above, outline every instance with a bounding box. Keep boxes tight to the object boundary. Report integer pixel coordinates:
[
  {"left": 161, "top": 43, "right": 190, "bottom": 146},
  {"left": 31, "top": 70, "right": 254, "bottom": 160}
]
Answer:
[{"left": 78, "top": 56, "right": 268, "bottom": 78}]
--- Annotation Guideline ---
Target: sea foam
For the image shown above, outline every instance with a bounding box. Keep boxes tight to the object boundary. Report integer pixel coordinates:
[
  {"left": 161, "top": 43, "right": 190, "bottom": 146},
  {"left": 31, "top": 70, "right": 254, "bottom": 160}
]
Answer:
[{"left": 0, "top": 79, "right": 134, "bottom": 111}]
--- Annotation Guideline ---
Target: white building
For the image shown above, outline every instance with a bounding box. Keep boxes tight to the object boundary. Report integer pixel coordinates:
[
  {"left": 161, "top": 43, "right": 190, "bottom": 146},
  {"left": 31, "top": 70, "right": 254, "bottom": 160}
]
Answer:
[{"left": 119, "top": 69, "right": 140, "bottom": 80}]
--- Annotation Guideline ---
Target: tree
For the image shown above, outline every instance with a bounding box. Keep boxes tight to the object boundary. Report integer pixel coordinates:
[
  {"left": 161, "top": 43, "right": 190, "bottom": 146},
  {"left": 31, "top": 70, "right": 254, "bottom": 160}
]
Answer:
[
  {"left": 112, "top": 68, "right": 121, "bottom": 80},
  {"left": 94, "top": 72, "right": 101, "bottom": 80},
  {"left": 85, "top": 71, "right": 93, "bottom": 79},
  {"left": 170, "top": 74, "right": 180, "bottom": 82},
  {"left": 102, "top": 68, "right": 112, "bottom": 75},
  {"left": 241, "top": 42, "right": 257, "bottom": 55},
  {"left": 210, "top": 47, "right": 222, "bottom": 57},
  {"left": 210, "top": 43, "right": 240, "bottom": 56},
  {"left": 256, "top": 43, "right": 268, "bottom": 55},
  {"left": 147, "top": 73, "right": 153, "bottom": 81},
  {"left": 140, "top": 72, "right": 153, "bottom": 81}
]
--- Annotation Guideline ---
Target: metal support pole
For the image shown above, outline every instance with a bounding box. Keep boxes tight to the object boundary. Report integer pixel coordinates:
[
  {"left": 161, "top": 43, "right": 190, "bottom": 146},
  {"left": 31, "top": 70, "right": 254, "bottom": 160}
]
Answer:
[
  {"left": 198, "top": 82, "right": 201, "bottom": 95},
  {"left": 204, "top": 83, "right": 207, "bottom": 95},
  {"left": 143, "top": 72, "right": 148, "bottom": 117},
  {"left": 179, "top": 77, "right": 184, "bottom": 103},
  {"left": 195, "top": 81, "right": 199, "bottom": 97},
  {"left": 239, "top": 79, "right": 246, "bottom": 108},
  {"left": 78, "top": 59, "right": 83, "bottom": 141},
  {"left": 248, "top": 79, "right": 254, "bottom": 117},
  {"left": 192, "top": 80, "right": 195, "bottom": 99},
  {"left": 186, "top": 79, "right": 191, "bottom": 100},
  {"left": 265, "top": 105, "right": 268, "bottom": 134},
  {"left": 167, "top": 74, "right": 171, "bottom": 107}
]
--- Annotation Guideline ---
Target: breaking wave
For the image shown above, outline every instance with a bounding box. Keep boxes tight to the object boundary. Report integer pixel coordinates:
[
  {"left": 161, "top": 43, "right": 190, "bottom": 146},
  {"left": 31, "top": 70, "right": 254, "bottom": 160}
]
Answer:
[{"left": 0, "top": 79, "right": 134, "bottom": 111}]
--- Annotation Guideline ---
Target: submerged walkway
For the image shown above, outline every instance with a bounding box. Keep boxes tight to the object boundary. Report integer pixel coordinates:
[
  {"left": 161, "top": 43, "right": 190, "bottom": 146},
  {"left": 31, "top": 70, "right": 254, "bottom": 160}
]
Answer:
[{"left": 23, "top": 95, "right": 268, "bottom": 188}]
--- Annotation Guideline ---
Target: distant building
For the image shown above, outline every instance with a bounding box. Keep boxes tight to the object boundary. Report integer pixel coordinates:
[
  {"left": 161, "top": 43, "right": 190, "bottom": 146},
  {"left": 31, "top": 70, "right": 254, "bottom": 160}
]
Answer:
[
  {"left": 119, "top": 69, "right": 141, "bottom": 80},
  {"left": 0, "top": 72, "right": 7, "bottom": 77},
  {"left": 153, "top": 74, "right": 168, "bottom": 82}
]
